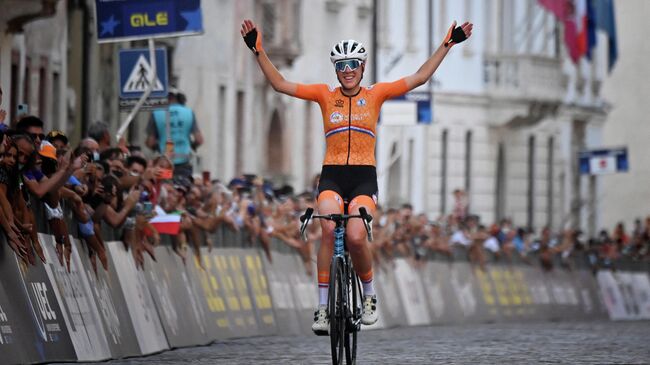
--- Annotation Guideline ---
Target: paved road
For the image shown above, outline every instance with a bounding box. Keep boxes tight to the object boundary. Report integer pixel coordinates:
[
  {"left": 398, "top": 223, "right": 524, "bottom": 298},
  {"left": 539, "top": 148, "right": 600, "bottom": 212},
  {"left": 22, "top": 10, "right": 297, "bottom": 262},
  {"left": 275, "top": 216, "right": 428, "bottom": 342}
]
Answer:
[{"left": 65, "top": 321, "right": 650, "bottom": 365}]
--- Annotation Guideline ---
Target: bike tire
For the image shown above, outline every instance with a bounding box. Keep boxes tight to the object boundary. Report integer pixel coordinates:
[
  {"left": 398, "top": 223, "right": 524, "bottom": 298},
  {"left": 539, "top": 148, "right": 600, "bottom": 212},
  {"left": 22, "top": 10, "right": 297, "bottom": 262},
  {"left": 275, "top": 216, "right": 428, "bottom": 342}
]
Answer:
[
  {"left": 344, "top": 269, "right": 361, "bottom": 364},
  {"left": 328, "top": 257, "right": 346, "bottom": 365}
]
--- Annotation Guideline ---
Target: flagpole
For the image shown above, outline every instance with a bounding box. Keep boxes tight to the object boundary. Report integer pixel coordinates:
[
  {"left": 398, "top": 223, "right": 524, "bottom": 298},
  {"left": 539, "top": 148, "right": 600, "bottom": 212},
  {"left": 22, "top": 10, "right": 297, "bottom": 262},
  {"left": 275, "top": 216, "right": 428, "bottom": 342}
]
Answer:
[{"left": 116, "top": 37, "right": 157, "bottom": 142}]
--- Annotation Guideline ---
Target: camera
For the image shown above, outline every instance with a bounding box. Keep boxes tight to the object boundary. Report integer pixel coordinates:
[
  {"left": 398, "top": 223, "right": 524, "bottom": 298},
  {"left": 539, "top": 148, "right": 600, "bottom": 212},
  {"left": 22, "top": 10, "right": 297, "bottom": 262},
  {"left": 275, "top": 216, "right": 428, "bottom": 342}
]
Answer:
[{"left": 17, "top": 103, "right": 29, "bottom": 117}]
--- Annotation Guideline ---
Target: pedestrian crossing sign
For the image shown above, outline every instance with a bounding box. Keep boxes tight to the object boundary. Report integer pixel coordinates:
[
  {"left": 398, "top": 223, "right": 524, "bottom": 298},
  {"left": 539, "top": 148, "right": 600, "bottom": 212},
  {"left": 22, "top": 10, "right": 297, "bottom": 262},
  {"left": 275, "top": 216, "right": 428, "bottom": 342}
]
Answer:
[{"left": 119, "top": 47, "right": 168, "bottom": 109}]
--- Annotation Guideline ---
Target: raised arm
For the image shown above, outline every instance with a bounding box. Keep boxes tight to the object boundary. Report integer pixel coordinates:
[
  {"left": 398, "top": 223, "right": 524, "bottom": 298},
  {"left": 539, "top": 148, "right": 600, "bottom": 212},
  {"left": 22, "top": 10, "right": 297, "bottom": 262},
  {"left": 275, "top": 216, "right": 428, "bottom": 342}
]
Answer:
[
  {"left": 241, "top": 19, "right": 298, "bottom": 96},
  {"left": 404, "top": 21, "right": 473, "bottom": 91}
]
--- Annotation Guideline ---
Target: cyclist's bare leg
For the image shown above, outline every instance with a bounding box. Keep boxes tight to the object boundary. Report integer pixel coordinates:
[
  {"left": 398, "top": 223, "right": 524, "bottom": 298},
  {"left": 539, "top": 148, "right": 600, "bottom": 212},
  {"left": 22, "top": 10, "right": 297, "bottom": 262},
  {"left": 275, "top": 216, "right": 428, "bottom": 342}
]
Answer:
[
  {"left": 346, "top": 195, "right": 375, "bottom": 295},
  {"left": 316, "top": 190, "right": 344, "bottom": 305}
]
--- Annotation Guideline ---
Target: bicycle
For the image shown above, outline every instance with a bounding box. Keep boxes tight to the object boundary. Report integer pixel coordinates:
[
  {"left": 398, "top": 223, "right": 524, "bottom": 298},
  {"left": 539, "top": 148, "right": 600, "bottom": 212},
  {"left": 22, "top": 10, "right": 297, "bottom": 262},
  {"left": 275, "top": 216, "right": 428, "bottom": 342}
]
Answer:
[{"left": 299, "top": 206, "right": 373, "bottom": 365}]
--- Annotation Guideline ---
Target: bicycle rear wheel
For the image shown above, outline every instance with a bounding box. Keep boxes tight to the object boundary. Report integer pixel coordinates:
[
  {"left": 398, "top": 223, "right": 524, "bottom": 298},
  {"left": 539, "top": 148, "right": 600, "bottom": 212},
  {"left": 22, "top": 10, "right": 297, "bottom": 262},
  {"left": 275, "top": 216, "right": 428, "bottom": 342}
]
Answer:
[{"left": 328, "top": 257, "right": 346, "bottom": 365}]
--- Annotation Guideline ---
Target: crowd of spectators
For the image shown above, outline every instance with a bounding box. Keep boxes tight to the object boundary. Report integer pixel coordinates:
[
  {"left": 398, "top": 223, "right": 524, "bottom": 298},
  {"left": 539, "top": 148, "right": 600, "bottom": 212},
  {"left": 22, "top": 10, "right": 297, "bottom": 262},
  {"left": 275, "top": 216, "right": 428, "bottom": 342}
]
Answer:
[
  {"left": 1, "top": 89, "right": 648, "bottom": 277},
  {"left": 366, "top": 190, "right": 650, "bottom": 274}
]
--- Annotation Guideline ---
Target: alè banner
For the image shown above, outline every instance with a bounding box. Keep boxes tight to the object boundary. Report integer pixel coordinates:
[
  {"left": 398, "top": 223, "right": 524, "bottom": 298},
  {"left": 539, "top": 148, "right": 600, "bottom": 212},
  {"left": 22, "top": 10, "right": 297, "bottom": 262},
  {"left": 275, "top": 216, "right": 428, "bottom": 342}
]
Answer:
[{"left": 95, "top": 0, "right": 204, "bottom": 43}]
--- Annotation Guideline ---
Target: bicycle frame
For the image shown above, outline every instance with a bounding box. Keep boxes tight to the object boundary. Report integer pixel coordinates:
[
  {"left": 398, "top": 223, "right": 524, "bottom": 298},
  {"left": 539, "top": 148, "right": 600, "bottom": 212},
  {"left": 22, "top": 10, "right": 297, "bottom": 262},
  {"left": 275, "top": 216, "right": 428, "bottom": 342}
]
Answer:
[{"left": 299, "top": 208, "right": 372, "bottom": 365}]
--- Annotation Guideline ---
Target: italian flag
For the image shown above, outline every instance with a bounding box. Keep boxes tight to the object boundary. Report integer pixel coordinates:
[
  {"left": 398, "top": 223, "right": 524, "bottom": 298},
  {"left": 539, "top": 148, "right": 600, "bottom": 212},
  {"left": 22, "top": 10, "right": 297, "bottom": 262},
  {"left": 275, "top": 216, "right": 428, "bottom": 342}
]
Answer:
[{"left": 149, "top": 206, "right": 181, "bottom": 235}]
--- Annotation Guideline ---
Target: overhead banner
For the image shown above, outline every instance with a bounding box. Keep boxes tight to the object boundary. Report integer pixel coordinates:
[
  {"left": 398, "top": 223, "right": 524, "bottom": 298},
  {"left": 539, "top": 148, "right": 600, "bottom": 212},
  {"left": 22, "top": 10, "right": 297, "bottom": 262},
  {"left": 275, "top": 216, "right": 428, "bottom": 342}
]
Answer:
[{"left": 95, "top": 0, "right": 203, "bottom": 43}]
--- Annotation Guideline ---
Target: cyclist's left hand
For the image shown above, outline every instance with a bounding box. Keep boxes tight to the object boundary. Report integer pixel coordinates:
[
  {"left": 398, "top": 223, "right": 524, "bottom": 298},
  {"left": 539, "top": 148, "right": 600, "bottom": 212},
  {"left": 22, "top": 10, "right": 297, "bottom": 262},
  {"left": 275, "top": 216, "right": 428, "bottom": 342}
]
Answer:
[
  {"left": 444, "top": 21, "right": 473, "bottom": 47},
  {"left": 240, "top": 19, "right": 264, "bottom": 55}
]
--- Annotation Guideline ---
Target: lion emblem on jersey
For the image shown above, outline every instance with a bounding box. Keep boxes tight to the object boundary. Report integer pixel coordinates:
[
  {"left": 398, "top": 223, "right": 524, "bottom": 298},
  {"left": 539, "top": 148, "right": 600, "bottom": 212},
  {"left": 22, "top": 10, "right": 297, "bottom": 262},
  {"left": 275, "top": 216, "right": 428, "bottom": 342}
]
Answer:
[{"left": 330, "top": 111, "right": 344, "bottom": 124}]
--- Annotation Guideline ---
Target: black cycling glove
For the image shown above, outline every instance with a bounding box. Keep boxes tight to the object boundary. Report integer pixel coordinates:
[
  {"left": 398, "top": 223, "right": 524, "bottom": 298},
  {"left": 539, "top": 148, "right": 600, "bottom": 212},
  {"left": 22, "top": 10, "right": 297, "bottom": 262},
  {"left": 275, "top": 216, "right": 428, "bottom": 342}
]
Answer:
[
  {"left": 243, "top": 29, "right": 261, "bottom": 55},
  {"left": 445, "top": 26, "right": 468, "bottom": 47}
]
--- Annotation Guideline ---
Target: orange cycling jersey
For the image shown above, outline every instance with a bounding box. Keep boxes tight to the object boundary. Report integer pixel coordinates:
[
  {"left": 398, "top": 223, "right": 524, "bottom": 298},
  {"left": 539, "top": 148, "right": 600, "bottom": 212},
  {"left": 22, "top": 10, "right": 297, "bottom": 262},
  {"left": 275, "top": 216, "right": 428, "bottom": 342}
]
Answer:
[{"left": 294, "top": 79, "right": 408, "bottom": 166}]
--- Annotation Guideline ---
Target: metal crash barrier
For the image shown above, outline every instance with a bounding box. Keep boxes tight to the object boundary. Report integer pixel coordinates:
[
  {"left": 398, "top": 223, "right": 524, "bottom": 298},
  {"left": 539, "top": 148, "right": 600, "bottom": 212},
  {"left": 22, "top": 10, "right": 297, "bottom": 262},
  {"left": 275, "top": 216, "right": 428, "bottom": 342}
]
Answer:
[{"left": 0, "top": 210, "right": 649, "bottom": 364}]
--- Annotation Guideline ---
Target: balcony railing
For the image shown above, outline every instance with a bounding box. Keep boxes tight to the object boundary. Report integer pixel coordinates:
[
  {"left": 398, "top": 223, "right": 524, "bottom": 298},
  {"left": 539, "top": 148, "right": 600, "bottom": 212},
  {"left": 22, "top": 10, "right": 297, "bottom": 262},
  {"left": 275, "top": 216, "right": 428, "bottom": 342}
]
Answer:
[{"left": 483, "top": 54, "right": 566, "bottom": 102}]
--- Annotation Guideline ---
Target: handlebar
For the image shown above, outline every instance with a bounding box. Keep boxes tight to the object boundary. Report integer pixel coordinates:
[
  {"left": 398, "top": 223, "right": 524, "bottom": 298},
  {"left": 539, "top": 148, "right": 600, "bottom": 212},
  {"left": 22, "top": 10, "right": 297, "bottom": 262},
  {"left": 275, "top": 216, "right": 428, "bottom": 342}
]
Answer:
[{"left": 299, "top": 207, "right": 373, "bottom": 242}]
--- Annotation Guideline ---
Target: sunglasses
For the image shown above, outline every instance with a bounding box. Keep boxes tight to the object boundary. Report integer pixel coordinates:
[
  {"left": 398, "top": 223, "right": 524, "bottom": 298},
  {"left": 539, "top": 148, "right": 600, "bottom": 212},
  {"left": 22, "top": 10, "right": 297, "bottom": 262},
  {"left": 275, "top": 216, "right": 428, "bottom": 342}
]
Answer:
[
  {"left": 334, "top": 59, "right": 362, "bottom": 72},
  {"left": 29, "top": 133, "right": 45, "bottom": 141}
]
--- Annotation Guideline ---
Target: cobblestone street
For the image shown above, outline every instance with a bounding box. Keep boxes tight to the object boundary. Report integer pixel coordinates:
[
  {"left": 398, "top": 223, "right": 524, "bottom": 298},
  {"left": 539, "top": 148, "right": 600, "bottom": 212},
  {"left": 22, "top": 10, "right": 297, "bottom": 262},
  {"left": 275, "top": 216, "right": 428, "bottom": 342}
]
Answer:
[{"left": 63, "top": 321, "right": 650, "bottom": 365}]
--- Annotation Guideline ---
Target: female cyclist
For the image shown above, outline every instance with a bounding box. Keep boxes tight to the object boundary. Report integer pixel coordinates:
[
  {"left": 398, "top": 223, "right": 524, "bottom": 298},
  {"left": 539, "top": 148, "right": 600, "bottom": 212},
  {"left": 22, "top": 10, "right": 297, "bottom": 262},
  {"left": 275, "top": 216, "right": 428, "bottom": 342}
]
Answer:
[{"left": 241, "top": 19, "right": 472, "bottom": 334}]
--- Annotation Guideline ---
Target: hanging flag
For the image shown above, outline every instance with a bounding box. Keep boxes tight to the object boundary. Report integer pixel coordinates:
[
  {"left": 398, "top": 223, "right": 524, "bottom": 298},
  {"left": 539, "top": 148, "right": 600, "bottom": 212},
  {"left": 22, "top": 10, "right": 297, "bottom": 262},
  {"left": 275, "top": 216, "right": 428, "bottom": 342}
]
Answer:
[
  {"left": 585, "top": 0, "right": 598, "bottom": 60},
  {"left": 538, "top": 0, "right": 565, "bottom": 18},
  {"left": 593, "top": 0, "right": 618, "bottom": 72},
  {"left": 562, "top": 0, "right": 588, "bottom": 63}
]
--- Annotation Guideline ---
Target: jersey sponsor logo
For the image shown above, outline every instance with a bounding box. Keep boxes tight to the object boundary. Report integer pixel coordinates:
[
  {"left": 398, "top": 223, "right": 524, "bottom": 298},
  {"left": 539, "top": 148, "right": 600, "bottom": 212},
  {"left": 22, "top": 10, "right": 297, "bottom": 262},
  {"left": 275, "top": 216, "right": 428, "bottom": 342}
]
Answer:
[
  {"left": 330, "top": 111, "right": 344, "bottom": 124},
  {"left": 357, "top": 98, "right": 366, "bottom": 107},
  {"left": 350, "top": 111, "right": 371, "bottom": 121},
  {"left": 335, "top": 99, "right": 344, "bottom": 108}
]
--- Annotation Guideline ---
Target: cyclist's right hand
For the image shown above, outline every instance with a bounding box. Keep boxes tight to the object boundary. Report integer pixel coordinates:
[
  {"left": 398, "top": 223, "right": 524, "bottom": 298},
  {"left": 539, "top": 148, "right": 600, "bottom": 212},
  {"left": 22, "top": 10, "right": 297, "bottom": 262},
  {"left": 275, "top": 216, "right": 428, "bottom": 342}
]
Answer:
[{"left": 240, "top": 19, "right": 263, "bottom": 55}]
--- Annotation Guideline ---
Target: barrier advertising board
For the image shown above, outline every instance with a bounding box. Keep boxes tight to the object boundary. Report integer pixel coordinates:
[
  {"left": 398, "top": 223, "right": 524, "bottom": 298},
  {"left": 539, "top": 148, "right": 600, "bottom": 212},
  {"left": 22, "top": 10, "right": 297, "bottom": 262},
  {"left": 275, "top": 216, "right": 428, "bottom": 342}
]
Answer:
[
  {"left": 39, "top": 234, "right": 111, "bottom": 361},
  {"left": 73, "top": 239, "right": 141, "bottom": 358}
]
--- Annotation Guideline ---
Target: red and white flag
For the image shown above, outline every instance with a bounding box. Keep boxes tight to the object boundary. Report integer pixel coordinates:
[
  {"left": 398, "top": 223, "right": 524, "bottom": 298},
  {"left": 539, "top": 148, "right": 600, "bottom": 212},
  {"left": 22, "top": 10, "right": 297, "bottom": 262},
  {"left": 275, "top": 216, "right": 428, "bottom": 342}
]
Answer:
[
  {"left": 149, "top": 206, "right": 181, "bottom": 235},
  {"left": 538, "top": 0, "right": 588, "bottom": 63}
]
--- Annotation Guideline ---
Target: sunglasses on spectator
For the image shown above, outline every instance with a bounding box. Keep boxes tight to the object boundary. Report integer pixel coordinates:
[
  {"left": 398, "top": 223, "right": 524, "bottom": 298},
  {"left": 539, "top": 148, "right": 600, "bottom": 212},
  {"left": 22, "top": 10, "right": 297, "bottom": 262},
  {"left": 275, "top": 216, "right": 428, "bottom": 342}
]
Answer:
[
  {"left": 29, "top": 133, "right": 45, "bottom": 141},
  {"left": 334, "top": 59, "right": 362, "bottom": 72}
]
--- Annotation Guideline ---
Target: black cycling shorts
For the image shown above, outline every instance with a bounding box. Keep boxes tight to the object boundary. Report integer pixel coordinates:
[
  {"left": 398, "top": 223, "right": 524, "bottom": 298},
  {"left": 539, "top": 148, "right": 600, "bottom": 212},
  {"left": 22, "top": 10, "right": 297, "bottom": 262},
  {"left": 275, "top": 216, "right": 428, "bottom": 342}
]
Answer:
[{"left": 318, "top": 165, "right": 378, "bottom": 202}]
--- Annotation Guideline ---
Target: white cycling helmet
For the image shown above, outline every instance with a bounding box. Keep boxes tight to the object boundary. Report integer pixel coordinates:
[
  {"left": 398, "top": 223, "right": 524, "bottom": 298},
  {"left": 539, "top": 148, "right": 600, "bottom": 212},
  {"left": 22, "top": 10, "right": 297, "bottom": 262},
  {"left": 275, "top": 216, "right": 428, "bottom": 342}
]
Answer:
[{"left": 330, "top": 39, "right": 368, "bottom": 63}]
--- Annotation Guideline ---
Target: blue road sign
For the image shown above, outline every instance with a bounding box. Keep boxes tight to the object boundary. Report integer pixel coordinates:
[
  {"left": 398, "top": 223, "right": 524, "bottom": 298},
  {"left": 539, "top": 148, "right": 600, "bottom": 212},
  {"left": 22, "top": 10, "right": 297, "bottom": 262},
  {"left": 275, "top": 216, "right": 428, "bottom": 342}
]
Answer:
[
  {"left": 579, "top": 147, "right": 629, "bottom": 175},
  {"left": 119, "top": 48, "right": 168, "bottom": 110},
  {"left": 95, "top": 0, "right": 203, "bottom": 43},
  {"left": 391, "top": 91, "right": 432, "bottom": 124}
]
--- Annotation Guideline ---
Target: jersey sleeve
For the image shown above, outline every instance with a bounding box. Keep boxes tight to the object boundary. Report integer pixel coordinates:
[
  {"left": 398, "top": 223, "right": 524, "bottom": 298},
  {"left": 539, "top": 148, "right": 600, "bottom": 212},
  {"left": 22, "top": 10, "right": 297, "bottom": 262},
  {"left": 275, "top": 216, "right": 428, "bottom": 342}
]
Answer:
[
  {"left": 293, "top": 83, "right": 329, "bottom": 103},
  {"left": 372, "top": 78, "right": 409, "bottom": 103}
]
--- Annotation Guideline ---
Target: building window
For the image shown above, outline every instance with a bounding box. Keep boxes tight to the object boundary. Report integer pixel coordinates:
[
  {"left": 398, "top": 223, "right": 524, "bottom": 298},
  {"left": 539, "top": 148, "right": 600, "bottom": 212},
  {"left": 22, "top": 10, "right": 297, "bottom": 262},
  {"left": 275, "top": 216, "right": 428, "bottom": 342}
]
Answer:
[
  {"left": 304, "top": 101, "right": 312, "bottom": 184},
  {"left": 495, "top": 143, "right": 506, "bottom": 221},
  {"left": 463, "top": 0, "right": 473, "bottom": 56},
  {"left": 39, "top": 62, "right": 47, "bottom": 121},
  {"left": 408, "top": 138, "right": 414, "bottom": 198},
  {"left": 261, "top": 2, "right": 276, "bottom": 45},
  {"left": 10, "top": 56, "right": 19, "bottom": 120},
  {"left": 379, "top": 0, "right": 391, "bottom": 48},
  {"left": 235, "top": 91, "right": 244, "bottom": 174},
  {"left": 527, "top": 135, "right": 536, "bottom": 229},
  {"left": 547, "top": 136, "right": 554, "bottom": 228},
  {"left": 465, "top": 130, "right": 472, "bottom": 196},
  {"left": 23, "top": 57, "right": 31, "bottom": 108},
  {"left": 441, "top": 129, "right": 448, "bottom": 216},
  {"left": 438, "top": 0, "right": 448, "bottom": 42},
  {"left": 405, "top": 0, "right": 416, "bottom": 51},
  {"left": 52, "top": 72, "right": 60, "bottom": 128},
  {"left": 267, "top": 110, "right": 284, "bottom": 175},
  {"left": 217, "top": 85, "right": 226, "bottom": 172}
]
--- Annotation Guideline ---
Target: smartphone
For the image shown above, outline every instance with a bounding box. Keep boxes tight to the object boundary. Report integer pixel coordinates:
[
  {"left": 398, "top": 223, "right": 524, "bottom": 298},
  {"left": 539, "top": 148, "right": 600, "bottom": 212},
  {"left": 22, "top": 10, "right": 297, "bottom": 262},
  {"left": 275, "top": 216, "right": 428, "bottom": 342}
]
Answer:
[
  {"left": 16, "top": 103, "right": 29, "bottom": 117},
  {"left": 202, "top": 170, "right": 210, "bottom": 182},
  {"left": 143, "top": 201, "right": 153, "bottom": 214},
  {"left": 158, "top": 168, "right": 173, "bottom": 180}
]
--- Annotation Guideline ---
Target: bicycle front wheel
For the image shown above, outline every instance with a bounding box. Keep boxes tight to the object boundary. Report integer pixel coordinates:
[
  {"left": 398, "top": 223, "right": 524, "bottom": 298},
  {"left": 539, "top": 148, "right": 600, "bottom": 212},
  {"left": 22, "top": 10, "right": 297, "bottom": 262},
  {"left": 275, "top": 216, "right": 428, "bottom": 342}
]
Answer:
[
  {"left": 345, "top": 269, "right": 362, "bottom": 364},
  {"left": 328, "top": 257, "right": 346, "bottom": 365}
]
